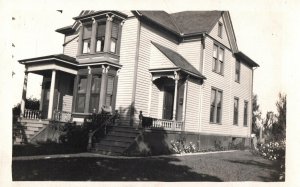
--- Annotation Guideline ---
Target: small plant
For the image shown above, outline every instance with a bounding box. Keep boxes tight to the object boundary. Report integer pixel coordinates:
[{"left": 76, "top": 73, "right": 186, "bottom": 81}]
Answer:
[{"left": 170, "top": 136, "right": 197, "bottom": 154}]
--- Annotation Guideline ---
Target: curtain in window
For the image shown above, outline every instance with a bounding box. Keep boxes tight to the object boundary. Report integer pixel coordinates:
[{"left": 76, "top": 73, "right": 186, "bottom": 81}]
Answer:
[
  {"left": 89, "top": 75, "right": 101, "bottom": 113},
  {"left": 216, "top": 91, "right": 222, "bottom": 123},
  {"left": 76, "top": 77, "right": 88, "bottom": 112},
  {"left": 210, "top": 89, "right": 216, "bottom": 122}
]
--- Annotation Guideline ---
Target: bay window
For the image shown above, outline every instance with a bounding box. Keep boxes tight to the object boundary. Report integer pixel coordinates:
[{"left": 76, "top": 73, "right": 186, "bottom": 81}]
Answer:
[
  {"left": 110, "top": 22, "right": 119, "bottom": 53},
  {"left": 76, "top": 76, "right": 88, "bottom": 112},
  {"left": 89, "top": 75, "right": 101, "bottom": 113},
  {"left": 82, "top": 24, "right": 92, "bottom": 54},
  {"left": 105, "top": 76, "right": 115, "bottom": 106},
  {"left": 96, "top": 23, "right": 106, "bottom": 52}
]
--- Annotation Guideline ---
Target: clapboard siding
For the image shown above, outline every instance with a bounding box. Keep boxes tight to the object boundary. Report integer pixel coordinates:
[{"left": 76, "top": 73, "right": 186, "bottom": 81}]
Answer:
[
  {"left": 133, "top": 23, "right": 178, "bottom": 121},
  {"left": 209, "top": 16, "right": 230, "bottom": 49},
  {"left": 64, "top": 33, "right": 78, "bottom": 57},
  {"left": 200, "top": 36, "right": 252, "bottom": 137},
  {"left": 150, "top": 44, "right": 176, "bottom": 69},
  {"left": 116, "top": 18, "right": 139, "bottom": 125},
  {"left": 150, "top": 83, "right": 159, "bottom": 118},
  {"left": 185, "top": 79, "right": 201, "bottom": 132},
  {"left": 177, "top": 41, "right": 201, "bottom": 71}
]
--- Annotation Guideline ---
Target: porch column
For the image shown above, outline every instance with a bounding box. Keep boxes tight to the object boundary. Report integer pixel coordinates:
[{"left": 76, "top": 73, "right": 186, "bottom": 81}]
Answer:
[
  {"left": 98, "top": 65, "right": 109, "bottom": 112},
  {"left": 172, "top": 72, "right": 179, "bottom": 120},
  {"left": 103, "top": 15, "right": 113, "bottom": 53},
  {"left": 47, "top": 70, "right": 56, "bottom": 119},
  {"left": 20, "top": 70, "right": 28, "bottom": 118},
  {"left": 77, "top": 22, "right": 83, "bottom": 56},
  {"left": 90, "top": 18, "right": 98, "bottom": 54}
]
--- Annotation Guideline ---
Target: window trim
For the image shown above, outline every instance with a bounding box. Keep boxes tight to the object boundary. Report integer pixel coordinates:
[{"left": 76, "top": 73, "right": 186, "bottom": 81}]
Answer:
[
  {"left": 235, "top": 60, "right": 241, "bottom": 83},
  {"left": 243, "top": 100, "right": 248, "bottom": 127},
  {"left": 233, "top": 97, "right": 239, "bottom": 125},
  {"left": 210, "top": 87, "right": 223, "bottom": 124},
  {"left": 212, "top": 43, "right": 225, "bottom": 75},
  {"left": 218, "top": 21, "right": 223, "bottom": 38}
]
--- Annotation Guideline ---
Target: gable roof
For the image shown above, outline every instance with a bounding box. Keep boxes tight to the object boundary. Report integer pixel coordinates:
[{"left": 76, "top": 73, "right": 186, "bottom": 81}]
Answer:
[
  {"left": 151, "top": 42, "right": 206, "bottom": 79},
  {"left": 234, "top": 51, "right": 259, "bottom": 67},
  {"left": 137, "top": 11, "right": 223, "bottom": 36}
]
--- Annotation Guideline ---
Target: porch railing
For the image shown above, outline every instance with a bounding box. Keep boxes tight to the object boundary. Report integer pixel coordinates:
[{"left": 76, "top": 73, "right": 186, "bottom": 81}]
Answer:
[
  {"left": 52, "top": 110, "right": 72, "bottom": 122},
  {"left": 23, "top": 109, "right": 41, "bottom": 120},
  {"left": 139, "top": 111, "right": 184, "bottom": 131}
]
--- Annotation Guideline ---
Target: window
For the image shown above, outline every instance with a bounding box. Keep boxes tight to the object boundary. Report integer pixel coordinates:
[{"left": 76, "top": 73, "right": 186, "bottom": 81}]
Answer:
[
  {"left": 235, "top": 60, "right": 241, "bottom": 82},
  {"left": 76, "top": 76, "right": 88, "bottom": 112},
  {"left": 96, "top": 23, "right": 106, "bottom": 52},
  {"left": 212, "top": 44, "right": 224, "bottom": 74},
  {"left": 89, "top": 75, "right": 102, "bottom": 113},
  {"left": 210, "top": 88, "right": 223, "bottom": 124},
  {"left": 105, "top": 76, "right": 115, "bottom": 106},
  {"left": 243, "top": 101, "right": 248, "bottom": 126},
  {"left": 233, "top": 97, "right": 239, "bottom": 125},
  {"left": 82, "top": 24, "right": 92, "bottom": 54},
  {"left": 110, "top": 22, "right": 119, "bottom": 53},
  {"left": 218, "top": 22, "right": 223, "bottom": 38}
]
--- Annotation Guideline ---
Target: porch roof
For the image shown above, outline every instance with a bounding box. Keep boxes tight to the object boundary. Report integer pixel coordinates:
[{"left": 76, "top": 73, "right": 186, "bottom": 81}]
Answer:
[
  {"left": 151, "top": 42, "right": 206, "bottom": 79},
  {"left": 19, "top": 54, "right": 78, "bottom": 65}
]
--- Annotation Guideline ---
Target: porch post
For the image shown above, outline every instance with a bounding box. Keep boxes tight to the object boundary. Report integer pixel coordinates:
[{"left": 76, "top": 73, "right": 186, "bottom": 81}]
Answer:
[
  {"left": 20, "top": 70, "right": 28, "bottom": 118},
  {"left": 98, "top": 65, "right": 109, "bottom": 112},
  {"left": 172, "top": 71, "right": 179, "bottom": 120},
  {"left": 103, "top": 15, "right": 113, "bottom": 53},
  {"left": 90, "top": 18, "right": 98, "bottom": 54},
  {"left": 47, "top": 70, "right": 56, "bottom": 119}
]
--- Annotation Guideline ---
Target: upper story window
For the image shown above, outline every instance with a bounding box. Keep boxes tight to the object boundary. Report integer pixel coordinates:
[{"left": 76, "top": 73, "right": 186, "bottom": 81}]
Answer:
[
  {"left": 110, "top": 22, "right": 119, "bottom": 53},
  {"left": 210, "top": 88, "right": 223, "bottom": 124},
  {"left": 96, "top": 22, "right": 106, "bottom": 52},
  {"left": 82, "top": 24, "right": 92, "bottom": 54},
  {"left": 233, "top": 97, "right": 239, "bottom": 125},
  {"left": 212, "top": 44, "right": 224, "bottom": 75},
  {"left": 218, "top": 22, "right": 223, "bottom": 38},
  {"left": 235, "top": 60, "right": 241, "bottom": 82}
]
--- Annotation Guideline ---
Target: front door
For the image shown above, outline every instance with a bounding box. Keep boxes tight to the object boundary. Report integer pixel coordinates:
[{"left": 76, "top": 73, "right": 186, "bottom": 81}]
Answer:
[{"left": 163, "top": 86, "right": 174, "bottom": 120}]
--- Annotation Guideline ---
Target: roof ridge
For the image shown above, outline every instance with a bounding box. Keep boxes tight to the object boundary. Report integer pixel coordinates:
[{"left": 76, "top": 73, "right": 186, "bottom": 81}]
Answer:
[{"left": 167, "top": 12, "right": 182, "bottom": 34}]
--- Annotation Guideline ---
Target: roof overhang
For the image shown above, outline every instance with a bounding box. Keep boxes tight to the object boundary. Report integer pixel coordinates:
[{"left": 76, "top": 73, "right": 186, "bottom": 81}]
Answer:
[
  {"left": 73, "top": 11, "right": 128, "bottom": 21},
  {"left": 234, "top": 51, "right": 259, "bottom": 67}
]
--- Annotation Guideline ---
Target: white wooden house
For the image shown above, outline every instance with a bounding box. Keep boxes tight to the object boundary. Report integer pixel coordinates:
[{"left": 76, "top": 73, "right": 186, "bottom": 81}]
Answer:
[{"left": 18, "top": 11, "right": 259, "bottom": 154}]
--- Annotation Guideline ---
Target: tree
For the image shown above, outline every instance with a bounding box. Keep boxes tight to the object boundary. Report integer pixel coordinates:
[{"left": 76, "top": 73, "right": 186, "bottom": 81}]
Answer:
[
  {"left": 252, "top": 94, "right": 262, "bottom": 136},
  {"left": 272, "top": 93, "right": 286, "bottom": 140}
]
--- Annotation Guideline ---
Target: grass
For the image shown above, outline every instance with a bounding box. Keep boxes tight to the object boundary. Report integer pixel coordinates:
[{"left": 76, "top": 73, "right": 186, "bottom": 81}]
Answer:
[{"left": 12, "top": 150, "right": 282, "bottom": 181}]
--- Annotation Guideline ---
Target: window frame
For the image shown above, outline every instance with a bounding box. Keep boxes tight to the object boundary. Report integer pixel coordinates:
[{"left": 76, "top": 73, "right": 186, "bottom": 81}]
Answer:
[
  {"left": 89, "top": 74, "right": 102, "bottom": 113},
  {"left": 75, "top": 76, "right": 88, "bottom": 113},
  {"left": 243, "top": 101, "right": 248, "bottom": 127},
  {"left": 82, "top": 24, "right": 92, "bottom": 54},
  {"left": 212, "top": 43, "right": 225, "bottom": 75},
  {"left": 235, "top": 60, "right": 241, "bottom": 83},
  {"left": 218, "top": 21, "right": 223, "bottom": 38},
  {"left": 210, "top": 87, "right": 223, "bottom": 124},
  {"left": 233, "top": 97, "right": 239, "bottom": 125}
]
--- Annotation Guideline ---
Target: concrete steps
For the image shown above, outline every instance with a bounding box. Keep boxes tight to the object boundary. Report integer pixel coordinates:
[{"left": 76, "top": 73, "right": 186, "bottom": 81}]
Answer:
[
  {"left": 91, "top": 125, "right": 140, "bottom": 155},
  {"left": 16, "top": 119, "right": 49, "bottom": 143}
]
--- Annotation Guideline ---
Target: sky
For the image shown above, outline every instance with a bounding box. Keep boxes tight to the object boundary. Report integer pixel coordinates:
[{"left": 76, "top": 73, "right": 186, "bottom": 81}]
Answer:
[{"left": 9, "top": 1, "right": 294, "bottom": 117}]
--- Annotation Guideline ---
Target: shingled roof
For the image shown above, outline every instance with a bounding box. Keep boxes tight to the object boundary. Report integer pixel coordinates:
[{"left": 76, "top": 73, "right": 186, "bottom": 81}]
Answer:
[
  {"left": 138, "top": 11, "right": 223, "bottom": 36},
  {"left": 151, "top": 42, "right": 206, "bottom": 79}
]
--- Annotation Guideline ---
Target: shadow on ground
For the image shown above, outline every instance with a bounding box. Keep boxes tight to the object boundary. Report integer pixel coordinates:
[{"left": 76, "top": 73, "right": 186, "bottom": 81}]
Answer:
[
  {"left": 12, "top": 156, "right": 222, "bottom": 181},
  {"left": 225, "top": 159, "right": 282, "bottom": 182}
]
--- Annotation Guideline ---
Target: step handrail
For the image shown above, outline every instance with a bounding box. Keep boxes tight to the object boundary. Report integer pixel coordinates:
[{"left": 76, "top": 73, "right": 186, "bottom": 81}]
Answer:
[{"left": 87, "top": 111, "right": 119, "bottom": 151}]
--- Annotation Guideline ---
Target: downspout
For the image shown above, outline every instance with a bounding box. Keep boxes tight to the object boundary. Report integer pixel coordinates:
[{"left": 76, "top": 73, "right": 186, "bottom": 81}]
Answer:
[{"left": 130, "top": 19, "right": 141, "bottom": 126}]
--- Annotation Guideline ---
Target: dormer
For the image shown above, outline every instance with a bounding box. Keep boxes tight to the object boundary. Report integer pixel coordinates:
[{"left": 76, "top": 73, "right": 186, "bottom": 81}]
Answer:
[{"left": 73, "top": 11, "right": 127, "bottom": 64}]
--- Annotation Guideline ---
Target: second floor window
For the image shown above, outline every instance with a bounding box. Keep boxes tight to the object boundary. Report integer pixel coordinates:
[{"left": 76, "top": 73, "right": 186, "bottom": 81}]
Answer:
[
  {"left": 110, "top": 22, "right": 119, "bottom": 53},
  {"left": 96, "top": 23, "right": 106, "bottom": 52},
  {"left": 235, "top": 60, "right": 241, "bottom": 82},
  {"left": 210, "top": 88, "right": 223, "bottom": 124},
  {"left": 82, "top": 24, "right": 92, "bottom": 54},
  {"left": 212, "top": 44, "right": 224, "bottom": 75},
  {"left": 233, "top": 97, "right": 239, "bottom": 125}
]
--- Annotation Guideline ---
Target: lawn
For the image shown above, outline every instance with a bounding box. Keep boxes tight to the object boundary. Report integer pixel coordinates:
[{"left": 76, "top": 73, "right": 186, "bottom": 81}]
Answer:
[{"left": 12, "top": 150, "right": 282, "bottom": 181}]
